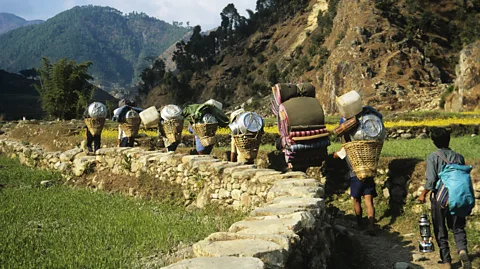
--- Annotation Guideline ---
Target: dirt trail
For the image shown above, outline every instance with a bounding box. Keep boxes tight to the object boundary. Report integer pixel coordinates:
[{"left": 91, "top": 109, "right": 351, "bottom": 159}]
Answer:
[{"left": 333, "top": 214, "right": 479, "bottom": 269}]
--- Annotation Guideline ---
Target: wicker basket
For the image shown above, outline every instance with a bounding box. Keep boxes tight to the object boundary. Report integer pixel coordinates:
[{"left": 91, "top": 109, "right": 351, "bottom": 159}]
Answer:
[
  {"left": 120, "top": 118, "right": 141, "bottom": 137},
  {"left": 192, "top": 123, "right": 218, "bottom": 146},
  {"left": 162, "top": 119, "right": 183, "bottom": 143},
  {"left": 233, "top": 131, "right": 263, "bottom": 160},
  {"left": 343, "top": 140, "right": 384, "bottom": 180},
  {"left": 84, "top": 118, "right": 105, "bottom": 136}
]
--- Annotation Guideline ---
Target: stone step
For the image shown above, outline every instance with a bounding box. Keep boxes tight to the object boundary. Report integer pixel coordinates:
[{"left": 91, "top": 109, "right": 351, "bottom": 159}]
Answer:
[{"left": 162, "top": 257, "right": 265, "bottom": 269}]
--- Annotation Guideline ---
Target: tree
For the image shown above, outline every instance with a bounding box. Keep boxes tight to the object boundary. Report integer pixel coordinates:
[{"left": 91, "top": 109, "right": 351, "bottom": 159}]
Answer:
[
  {"left": 34, "top": 57, "right": 94, "bottom": 119},
  {"left": 139, "top": 59, "right": 166, "bottom": 94}
]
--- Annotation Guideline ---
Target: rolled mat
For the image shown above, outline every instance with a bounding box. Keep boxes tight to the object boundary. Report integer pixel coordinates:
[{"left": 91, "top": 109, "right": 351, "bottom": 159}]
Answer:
[
  {"left": 162, "top": 119, "right": 184, "bottom": 144},
  {"left": 84, "top": 118, "right": 105, "bottom": 136},
  {"left": 273, "top": 83, "right": 316, "bottom": 104},
  {"left": 280, "top": 97, "right": 325, "bottom": 129},
  {"left": 120, "top": 118, "right": 141, "bottom": 137},
  {"left": 233, "top": 131, "right": 263, "bottom": 160},
  {"left": 343, "top": 140, "right": 384, "bottom": 180}
]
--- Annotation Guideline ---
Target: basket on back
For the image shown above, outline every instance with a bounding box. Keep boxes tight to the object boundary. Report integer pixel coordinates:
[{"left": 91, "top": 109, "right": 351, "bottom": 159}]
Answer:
[
  {"left": 343, "top": 140, "right": 383, "bottom": 180},
  {"left": 233, "top": 131, "right": 263, "bottom": 160},
  {"left": 84, "top": 118, "right": 105, "bottom": 136},
  {"left": 192, "top": 122, "right": 218, "bottom": 147},
  {"left": 120, "top": 117, "right": 141, "bottom": 137},
  {"left": 161, "top": 119, "right": 184, "bottom": 143}
]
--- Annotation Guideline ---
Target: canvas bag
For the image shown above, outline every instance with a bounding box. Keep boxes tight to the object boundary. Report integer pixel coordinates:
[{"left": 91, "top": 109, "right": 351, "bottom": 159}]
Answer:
[{"left": 435, "top": 151, "right": 475, "bottom": 217}]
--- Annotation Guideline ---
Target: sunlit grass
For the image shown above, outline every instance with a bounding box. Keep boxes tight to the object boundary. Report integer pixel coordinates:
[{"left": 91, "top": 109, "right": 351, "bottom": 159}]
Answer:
[
  {"left": 0, "top": 156, "right": 245, "bottom": 269},
  {"left": 328, "top": 136, "right": 480, "bottom": 161}
]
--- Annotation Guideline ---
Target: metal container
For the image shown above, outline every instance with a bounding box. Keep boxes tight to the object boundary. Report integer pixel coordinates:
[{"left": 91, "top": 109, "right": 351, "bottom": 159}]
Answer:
[
  {"left": 236, "top": 112, "right": 264, "bottom": 134},
  {"left": 88, "top": 102, "right": 107, "bottom": 118},
  {"left": 161, "top": 105, "right": 182, "bottom": 120},
  {"left": 350, "top": 113, "right": 385, "bottom": 141},
  {"left": 201, "top": 113, "right": 218, "bottom": 124},
  {"left": 125, "top": 109, "right": 140, "bottom": 119},
  {"left": 229, "top": 121, "right": 241, "bottom": 135}
]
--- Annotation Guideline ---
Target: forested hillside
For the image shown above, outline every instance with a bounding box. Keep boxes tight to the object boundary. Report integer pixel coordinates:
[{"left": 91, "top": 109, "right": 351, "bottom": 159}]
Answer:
[
  {"left": 0, "top": 13, "right": 43, "bottom": 34},
  {"left": 141, "top": 0, "right": 480, "bottom": 114},
  {"left": 0, "top": 6, "right": 190, "bottom": 90}
]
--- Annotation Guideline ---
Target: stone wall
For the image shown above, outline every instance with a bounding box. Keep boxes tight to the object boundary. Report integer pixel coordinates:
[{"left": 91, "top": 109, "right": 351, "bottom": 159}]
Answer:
[{"left": 0, "top": 137, "right": 334, "bottom": 269}]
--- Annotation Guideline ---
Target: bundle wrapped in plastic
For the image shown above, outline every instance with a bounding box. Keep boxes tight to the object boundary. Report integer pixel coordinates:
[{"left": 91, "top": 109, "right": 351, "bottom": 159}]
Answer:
[
  {"left": 88, "top": 102, "right": 107, "bottom": 118},
  {"left": 113, "top": 106, "right": 143, "bottom": 123},
  {"left": 161, "top": 105, "right": 183, "bottom": 120}
]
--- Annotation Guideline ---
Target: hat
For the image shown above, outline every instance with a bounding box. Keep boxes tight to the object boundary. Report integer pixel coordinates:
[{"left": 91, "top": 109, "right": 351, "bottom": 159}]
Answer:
[{"left": 230, "top": 108, "right": 245, "bottom": 123}]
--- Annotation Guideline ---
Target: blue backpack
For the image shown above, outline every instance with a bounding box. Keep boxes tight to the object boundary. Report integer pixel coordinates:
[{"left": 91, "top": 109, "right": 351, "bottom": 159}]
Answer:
[{"left": 435, "top": 151, "right": 475, "bottom": 217}]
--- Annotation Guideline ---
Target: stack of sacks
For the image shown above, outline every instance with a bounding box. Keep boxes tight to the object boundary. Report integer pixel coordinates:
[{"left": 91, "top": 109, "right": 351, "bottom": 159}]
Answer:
[{"left": 272, "top": 83, "right": 330, "bottom": 167}]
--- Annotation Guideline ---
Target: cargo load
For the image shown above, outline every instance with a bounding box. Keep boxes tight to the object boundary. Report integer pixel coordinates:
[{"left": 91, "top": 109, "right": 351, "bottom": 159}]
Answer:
[{"left": 139, "top": 106, "right": 160, "bottom": 129}]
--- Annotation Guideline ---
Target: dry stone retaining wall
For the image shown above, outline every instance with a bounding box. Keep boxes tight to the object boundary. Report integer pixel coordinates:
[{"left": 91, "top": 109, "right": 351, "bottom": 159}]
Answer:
[{"left": 0, "top": 138, "right": 334, "bottom": 269}]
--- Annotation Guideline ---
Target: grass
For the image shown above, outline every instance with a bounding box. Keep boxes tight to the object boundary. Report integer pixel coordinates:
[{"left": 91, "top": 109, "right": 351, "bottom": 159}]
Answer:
[
  {"left": 0, "top": 156, "right": 245, "bottom": 269},
  {"left": 328, "top": 136, "right": 480, "bottom": 161}
]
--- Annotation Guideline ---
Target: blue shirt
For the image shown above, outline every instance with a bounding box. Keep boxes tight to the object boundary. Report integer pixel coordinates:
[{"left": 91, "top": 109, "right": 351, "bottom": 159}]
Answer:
[{"left": 188, "top": 126, "right": 206, "bottom": 152}]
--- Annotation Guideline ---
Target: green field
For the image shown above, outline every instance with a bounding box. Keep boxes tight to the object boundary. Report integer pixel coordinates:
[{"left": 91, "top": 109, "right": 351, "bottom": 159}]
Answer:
[
  {"left": 0, "top": 156, "right": 245, "bottom": 268},
  {"left": 326, "top": 135, "right": 480, "bottom": 161}
]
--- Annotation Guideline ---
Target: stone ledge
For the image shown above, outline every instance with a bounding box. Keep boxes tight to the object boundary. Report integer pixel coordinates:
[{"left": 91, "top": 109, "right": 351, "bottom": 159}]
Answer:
[{"left": 162, "top": 257, "right": 265, "bottom": 269}]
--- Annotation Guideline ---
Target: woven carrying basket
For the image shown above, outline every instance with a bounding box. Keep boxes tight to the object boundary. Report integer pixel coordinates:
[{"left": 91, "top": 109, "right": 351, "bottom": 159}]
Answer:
[
  {"left": 192, "top": 123, "right": 218, "bottom": 147},
  {"left": 84, "top": 118, "right": 105, "bottom": 136},
  {"left": 162, "top": 119, "right": 183, "bottom": 143},
  {"left": 343, "top": 140, "right": 384, "bottom": 180},
  {"left": 120, "top": 118, "right": 141, "bottom": 137},
  {"left": 233, "top": 131, "right": 263, "bottom": 160}
]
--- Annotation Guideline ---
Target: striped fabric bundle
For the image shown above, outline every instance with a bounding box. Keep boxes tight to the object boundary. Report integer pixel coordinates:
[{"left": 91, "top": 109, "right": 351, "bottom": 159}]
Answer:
[
  {"left": 288, "top": 127, "right": 328, "bottom": 139},
  {"left": 287, "top": 138, "right": 331, "bottom": 152}
]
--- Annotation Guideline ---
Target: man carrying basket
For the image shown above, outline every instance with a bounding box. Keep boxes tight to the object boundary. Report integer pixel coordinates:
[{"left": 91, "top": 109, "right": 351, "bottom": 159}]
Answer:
[
  {"left": 158, "top": 104, "right": 184, "bottom": 152},
  {"left": 182, "top": 99, "right": 229, "bottom": 155},
  {"left": 333, "top": 90, "right": 386, "bottom": 235},
  {"left": 83, "top": 102, "right": 107, "bottom": 154},
  {"left": 229, "top": 109, "right": 264, "bottom": 164}
]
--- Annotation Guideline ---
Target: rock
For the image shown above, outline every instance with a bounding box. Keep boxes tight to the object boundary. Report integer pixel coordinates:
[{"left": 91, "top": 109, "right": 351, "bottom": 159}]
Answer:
[
  {"left": 72, "top": 156, "right": 96, "bottom": 176},
  {"left": 193, "top": 232, "right": 288, "bottom": 268},
  {"left": 416, "top": 133, "right": 429, "bottom": 139},
  {"left": 412, "top": 254, "right": 426, "bottom": 262},
  {"left": 59, "top": 148, "right": 82, "bottom": 162},
  {"left": 394, "top": 262, "right": 410, "bottom": 269},
  {"left": 400, "top": 133, "right": 414, "bottom": 139},
  {"left": 382, "top": 188, "right": 390, "bottom": 199},
  {"left": 40, "top": 180, "right": 53, "bottom": 187},
  {"left": 163, "top": 257, "right": 265, "bottom": 269}
]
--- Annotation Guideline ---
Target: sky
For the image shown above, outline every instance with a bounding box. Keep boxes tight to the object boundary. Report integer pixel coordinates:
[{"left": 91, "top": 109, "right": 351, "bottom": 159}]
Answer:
[{"left": 0, "top": 0, "right": 257, "bottom": 30}]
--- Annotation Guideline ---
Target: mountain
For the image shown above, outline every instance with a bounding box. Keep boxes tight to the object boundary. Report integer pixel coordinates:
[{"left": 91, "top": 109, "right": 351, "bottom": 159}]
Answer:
[
  {"left": 144, "top": 0, "right": 480, "bottom": 114},
  {"left": 0, "top": 13, "right": 43, "bottom": 34},
  {"left": 0, "top": 6, "right": 191, "bottom": 90},
  {"left": 0, "top": 69, "right": 117, "bottom": 120}
]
